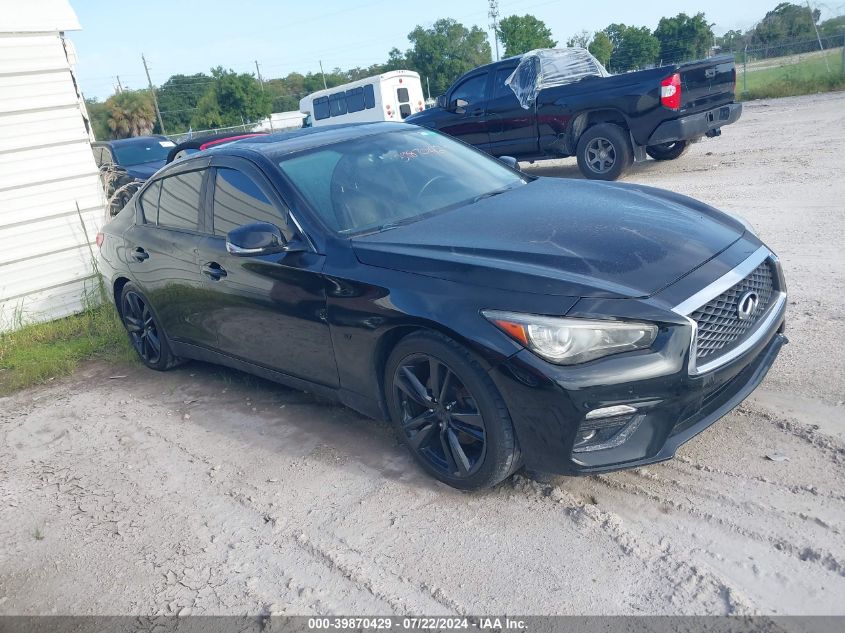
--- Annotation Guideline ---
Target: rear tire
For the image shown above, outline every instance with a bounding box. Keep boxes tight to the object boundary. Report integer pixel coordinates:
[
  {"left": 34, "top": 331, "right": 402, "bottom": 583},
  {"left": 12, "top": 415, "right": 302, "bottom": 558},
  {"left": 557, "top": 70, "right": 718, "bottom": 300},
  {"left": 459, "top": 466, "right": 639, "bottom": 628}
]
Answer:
[
  {"left": 576, "top": 123, "right": 633, "bottom": 181},
  {"left": 119, "top": 283, "right": 182, "bottom": 371},
  {"left": 384, "top": 331, "right": 521, "bottom": 490},
  {"left": 646, "top": 140, "right": 690, "bottom": 161}
]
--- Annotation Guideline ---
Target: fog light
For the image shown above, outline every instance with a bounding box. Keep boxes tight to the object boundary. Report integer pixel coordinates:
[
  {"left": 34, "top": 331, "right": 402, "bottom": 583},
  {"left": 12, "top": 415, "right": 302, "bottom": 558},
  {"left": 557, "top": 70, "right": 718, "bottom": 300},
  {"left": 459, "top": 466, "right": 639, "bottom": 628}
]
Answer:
[
  {"left": 573, "top": 414, "right": 644, "bottom": 453},
  {"left": 578, "top": 429, "right": 597, "bottom": 442}
]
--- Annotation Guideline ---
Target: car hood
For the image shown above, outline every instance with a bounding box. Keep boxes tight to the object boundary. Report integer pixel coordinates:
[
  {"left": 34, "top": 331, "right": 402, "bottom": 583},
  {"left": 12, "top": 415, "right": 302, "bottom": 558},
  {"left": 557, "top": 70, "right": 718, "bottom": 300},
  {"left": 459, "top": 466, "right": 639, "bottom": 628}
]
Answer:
[
  {"left": 351, "top": 178, "right": 745, "bottom": 298},
  {"left": 124, "top": 161, "right": 166, "bottom": 180}
]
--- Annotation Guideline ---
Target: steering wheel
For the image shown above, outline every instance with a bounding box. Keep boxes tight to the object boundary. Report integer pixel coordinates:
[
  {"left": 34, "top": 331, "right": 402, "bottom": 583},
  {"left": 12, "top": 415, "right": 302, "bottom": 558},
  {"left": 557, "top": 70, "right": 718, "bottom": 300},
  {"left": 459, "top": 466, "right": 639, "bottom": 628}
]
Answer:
[{"left": 417, "top": 175, "right": 452, "bottom": 199}]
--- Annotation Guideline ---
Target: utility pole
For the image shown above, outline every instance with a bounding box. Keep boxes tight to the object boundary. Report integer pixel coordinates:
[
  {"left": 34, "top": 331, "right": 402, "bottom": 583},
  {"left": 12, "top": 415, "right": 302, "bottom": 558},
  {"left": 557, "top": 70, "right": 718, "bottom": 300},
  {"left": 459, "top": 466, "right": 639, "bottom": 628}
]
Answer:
[
  {"left": 806, "top": 0, "right": 830, "bottom": 72},
  {"left": 488, "top": 0, "right": 500, "bottom": 62},
  {"left": 115, "top": 76, "right": 123, "bottom": 93},
  {"left": 141, "top": 54, "right": 166, "bottom": 135},
  {"left": 254, "top": 60, "right": 265, "bottom": 91},
  {"left": 318, "top": 60, "right": 328, "bottom": 90}
]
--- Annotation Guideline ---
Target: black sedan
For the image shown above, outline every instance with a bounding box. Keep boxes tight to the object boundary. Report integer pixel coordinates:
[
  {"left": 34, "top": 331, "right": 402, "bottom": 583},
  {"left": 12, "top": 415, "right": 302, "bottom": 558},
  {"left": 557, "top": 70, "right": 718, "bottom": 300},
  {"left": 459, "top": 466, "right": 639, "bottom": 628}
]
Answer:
[{"left": 97, "top": 122, "right": 787, "bottom": 489}]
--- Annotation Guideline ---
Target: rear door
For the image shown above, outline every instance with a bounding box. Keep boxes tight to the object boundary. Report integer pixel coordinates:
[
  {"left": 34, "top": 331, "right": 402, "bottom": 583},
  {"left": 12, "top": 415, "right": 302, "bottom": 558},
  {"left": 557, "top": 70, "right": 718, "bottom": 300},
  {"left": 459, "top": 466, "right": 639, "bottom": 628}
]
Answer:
[
  {"left": 484, "top": 65, "right": 538, "bottom": 157},
  {"left": 125, "top": 164, "right": 209, "bottom": 344},
  {"left": 194, "top": 158, "right": 339, "bottom": 387},
  {"left": 678, "top": 56, "right": 736, "bottom": 113}
]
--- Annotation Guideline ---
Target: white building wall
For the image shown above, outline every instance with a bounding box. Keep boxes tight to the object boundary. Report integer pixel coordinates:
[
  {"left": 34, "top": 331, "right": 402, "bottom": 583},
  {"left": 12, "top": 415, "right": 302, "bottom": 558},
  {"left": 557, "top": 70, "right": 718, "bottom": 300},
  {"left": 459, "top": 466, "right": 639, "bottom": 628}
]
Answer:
[{"left": 0, "top": 2, "right": 106, "bottom": 331}]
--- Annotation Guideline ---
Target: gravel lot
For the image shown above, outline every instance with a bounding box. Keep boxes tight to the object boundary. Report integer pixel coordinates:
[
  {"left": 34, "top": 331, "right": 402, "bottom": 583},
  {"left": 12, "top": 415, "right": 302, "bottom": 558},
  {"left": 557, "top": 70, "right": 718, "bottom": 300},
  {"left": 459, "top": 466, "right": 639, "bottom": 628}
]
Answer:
[{"left": 1, "top": 92, "right": 844, "bottom": 616}]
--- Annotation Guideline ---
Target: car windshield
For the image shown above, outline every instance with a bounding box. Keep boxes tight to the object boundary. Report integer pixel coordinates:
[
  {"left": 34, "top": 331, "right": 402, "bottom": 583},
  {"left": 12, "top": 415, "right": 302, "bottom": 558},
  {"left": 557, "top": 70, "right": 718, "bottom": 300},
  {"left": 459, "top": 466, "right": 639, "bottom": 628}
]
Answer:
[
  {"left": 112, "top": 138, "right": 174, "bottom": 166},
  {"left": 276, "top": 127, "right": 527, "bottom": 234}
]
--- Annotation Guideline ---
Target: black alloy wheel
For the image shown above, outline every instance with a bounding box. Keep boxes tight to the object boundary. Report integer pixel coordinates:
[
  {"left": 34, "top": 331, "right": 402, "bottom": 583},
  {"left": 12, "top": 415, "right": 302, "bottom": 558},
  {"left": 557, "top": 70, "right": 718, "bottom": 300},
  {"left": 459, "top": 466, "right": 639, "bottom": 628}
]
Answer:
[
  {"left": 385, "top": 331, "right": 520, "bottom": 490},
  {"left": 119, "top": 283, "right": 181, "bottom": 371},
  {"left": 394, "top": 353, "right": 487, "bottom": 478}
]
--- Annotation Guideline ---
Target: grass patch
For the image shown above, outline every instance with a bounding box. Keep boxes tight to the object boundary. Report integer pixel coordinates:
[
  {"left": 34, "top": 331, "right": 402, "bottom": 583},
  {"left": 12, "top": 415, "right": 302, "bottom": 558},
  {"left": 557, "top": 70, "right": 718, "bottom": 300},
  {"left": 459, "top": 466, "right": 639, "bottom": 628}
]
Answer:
[
  {"left": 0, "top": 302, "right": 135, "bottom": 396},
  {"left": 739, "top": 48, "right": 845, "bottom": 100}
]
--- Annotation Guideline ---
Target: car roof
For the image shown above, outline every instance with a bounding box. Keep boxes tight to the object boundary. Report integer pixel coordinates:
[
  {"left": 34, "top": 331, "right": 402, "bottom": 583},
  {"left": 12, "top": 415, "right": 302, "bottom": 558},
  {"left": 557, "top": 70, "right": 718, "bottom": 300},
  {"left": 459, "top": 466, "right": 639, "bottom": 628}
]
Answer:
[{"left": 210, "top": 122, "right": 410, "bottom": 158}]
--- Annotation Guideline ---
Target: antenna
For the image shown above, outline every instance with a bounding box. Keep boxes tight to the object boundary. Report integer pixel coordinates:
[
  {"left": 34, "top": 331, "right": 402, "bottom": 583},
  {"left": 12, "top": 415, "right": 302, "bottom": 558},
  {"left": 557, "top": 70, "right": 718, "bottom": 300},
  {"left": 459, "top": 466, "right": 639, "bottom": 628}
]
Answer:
[{"left": 488, "top": 0, "right": 500, "bottom": 61}]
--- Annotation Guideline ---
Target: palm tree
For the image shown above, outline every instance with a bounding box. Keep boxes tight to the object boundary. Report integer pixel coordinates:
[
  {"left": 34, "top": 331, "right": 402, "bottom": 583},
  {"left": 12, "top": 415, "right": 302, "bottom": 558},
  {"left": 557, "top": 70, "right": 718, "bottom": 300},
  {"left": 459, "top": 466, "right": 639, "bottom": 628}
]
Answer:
[{"left": 105, "top": 90, "right": 156, "bottom": 138}]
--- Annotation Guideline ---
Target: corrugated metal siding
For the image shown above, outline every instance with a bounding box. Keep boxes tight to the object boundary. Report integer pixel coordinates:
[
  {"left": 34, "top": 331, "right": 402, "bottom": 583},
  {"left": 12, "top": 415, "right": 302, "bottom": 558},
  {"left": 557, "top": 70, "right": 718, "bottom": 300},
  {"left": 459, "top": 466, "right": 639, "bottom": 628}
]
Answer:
[{"left": 0, "top": 30, "right": 106, "bottom": 331}]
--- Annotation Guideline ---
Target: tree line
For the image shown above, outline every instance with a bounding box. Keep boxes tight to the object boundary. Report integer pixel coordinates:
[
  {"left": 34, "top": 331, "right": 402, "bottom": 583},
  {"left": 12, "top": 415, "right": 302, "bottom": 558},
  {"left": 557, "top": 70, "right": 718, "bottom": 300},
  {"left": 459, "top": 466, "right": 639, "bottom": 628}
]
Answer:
[{"left": 85, "top": 2, "right": 843, "bottom": 139}]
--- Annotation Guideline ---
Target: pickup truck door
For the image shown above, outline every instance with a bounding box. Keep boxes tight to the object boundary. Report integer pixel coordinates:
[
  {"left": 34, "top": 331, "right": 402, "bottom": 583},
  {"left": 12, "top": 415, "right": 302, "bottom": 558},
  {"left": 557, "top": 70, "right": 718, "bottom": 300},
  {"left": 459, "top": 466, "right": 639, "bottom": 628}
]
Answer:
[
  {"left": 436, "top": 71, "right": 491, "bottom": 148},
  {"left": 484, "top": 66, "right": 539, "bottom": 157}
]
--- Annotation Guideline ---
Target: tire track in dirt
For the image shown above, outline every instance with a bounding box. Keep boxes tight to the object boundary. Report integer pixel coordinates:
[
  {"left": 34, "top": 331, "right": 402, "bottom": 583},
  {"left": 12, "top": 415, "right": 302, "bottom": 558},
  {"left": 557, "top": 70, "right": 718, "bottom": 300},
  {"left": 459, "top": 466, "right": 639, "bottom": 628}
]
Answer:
[{"left": 507, "top": 475, "right": 757, "bottom": 615}]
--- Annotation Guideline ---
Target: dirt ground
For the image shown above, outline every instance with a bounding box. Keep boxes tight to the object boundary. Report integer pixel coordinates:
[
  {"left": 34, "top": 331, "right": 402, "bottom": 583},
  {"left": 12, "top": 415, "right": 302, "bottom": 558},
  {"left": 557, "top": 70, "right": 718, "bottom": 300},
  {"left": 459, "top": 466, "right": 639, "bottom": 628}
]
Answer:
[{"left": 1, "top": 92, "right": 844, "bottom": 616}]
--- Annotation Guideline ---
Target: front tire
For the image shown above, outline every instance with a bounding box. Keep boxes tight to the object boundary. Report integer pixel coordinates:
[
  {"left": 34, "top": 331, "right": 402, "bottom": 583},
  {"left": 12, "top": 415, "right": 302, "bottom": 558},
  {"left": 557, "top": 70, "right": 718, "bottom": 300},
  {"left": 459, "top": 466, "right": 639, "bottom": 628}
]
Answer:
[
  {"left": 576, "top": 123, "right": 633, "bottom": 181},
  {"left": 385, "top": 331, "right": 520, "bottom": 490},
  {"left": 119, "top": 283, "right": 182, "bottom": 371},
  {"left": 646, "top": 140, "right": 689, "bottom": 161}
]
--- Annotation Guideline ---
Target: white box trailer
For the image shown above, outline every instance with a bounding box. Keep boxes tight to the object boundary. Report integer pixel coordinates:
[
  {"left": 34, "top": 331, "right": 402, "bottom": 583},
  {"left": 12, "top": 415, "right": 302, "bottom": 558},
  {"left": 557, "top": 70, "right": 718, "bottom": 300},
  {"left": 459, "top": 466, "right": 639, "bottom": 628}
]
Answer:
[{"left": 299, "top": 70, "right": 425, "bottom": 127}]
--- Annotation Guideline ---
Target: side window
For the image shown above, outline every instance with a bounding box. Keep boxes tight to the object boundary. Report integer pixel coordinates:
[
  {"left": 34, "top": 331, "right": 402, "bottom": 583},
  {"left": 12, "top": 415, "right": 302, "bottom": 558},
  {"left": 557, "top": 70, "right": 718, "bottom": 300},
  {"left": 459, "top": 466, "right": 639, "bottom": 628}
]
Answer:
[
  {"left": 157, "top": 170, "right": 204, "bottom": 231},
  {"left": 329, "top": 92, "right": 347, "bottom": 117},
  {"left": 314, "top": 97, "right": 330, "bottom": 120},
  {"left": 451, "top": 73, "right": 488, "bottom": 106},
  {"left": 493, "top": 67, "right": 519, "bottom": 101},
  {"left": 212, "top": 168, "right": 285, "bottom": 238},
  {"left": 93, "top": 146, "right": 113, "bottom": 167},
  {"left": 363, "top": 84, "right": 375, "bottom": 109},
  {"left": 138, "top": 180, "right": 161, "bottom": 224},
  {"left": 346, "top": 87, "right": 365, "bottom": 113}
]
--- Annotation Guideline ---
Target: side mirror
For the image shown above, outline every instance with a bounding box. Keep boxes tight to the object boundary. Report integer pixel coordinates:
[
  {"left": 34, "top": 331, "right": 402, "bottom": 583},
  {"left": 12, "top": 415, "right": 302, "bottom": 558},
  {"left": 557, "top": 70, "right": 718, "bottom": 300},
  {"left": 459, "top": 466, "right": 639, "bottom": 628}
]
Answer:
[
  {"left": 499, "top": 156, "right": 521, "bottom": 171},
  {"left": 452, "top": 98, "right": 469, "bottom": 114},
  {"left": 226, "top": 222, "right": 288, "bottom": 256}
]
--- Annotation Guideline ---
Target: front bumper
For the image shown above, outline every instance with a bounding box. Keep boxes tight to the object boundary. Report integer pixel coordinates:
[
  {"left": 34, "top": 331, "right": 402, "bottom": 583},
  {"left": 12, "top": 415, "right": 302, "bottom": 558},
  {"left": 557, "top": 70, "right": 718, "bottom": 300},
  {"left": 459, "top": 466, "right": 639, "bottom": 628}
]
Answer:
[
  {"left": 488, "top": 296, "right": 786, "bottom": 475},
  {"left": 647, "top": 102, "right": 742, "bottom": 146}
]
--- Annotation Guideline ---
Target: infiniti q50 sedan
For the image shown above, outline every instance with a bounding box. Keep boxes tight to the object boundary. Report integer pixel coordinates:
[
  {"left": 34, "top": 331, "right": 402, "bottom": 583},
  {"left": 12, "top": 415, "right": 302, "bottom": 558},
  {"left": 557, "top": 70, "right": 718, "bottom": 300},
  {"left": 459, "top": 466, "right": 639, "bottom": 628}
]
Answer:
[{"left": 97, "top": 122, "right": 787, "bottom": 490}]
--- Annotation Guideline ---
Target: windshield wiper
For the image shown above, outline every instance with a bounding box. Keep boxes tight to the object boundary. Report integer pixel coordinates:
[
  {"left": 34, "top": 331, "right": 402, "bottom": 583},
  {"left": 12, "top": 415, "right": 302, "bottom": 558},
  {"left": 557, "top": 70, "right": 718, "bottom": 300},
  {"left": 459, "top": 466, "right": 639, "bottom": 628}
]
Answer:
[{"left": 471, "top": 182, "right": 523, "bottom": 204}]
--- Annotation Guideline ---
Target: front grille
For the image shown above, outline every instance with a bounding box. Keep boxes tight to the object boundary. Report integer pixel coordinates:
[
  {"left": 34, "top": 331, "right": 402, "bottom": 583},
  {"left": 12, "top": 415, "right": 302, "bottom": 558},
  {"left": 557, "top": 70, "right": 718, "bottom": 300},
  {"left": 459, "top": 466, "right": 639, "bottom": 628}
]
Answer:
[{"left": 691, "top": 260, "right": 776, "bottom": 362}]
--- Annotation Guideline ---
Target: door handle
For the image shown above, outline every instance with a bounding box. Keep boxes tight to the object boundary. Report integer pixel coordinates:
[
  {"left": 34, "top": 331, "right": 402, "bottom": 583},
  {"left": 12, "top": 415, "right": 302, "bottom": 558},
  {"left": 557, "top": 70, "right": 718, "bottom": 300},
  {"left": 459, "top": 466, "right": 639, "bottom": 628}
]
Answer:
[
  {"left": 201, "top": 262, "right": 227, "bottom": 280},
  {"left": 131, "top": 247, "right": 149, "bottom": 262}
]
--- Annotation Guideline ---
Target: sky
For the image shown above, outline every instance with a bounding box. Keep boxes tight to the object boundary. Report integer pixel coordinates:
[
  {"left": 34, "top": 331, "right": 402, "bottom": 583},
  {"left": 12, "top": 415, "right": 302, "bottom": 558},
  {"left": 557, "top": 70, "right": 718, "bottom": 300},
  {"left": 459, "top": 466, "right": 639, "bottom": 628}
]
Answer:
[{"left": 67, "top": 0, "right": 843, "bottom": 100}]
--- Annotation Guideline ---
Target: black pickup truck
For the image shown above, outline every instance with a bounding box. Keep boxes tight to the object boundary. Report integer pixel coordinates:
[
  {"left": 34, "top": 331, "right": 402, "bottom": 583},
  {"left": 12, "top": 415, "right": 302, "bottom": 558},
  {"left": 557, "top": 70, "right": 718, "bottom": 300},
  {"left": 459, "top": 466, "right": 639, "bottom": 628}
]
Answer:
[{"left": 406, "top": 49, "right": 741, "bottom": 180}]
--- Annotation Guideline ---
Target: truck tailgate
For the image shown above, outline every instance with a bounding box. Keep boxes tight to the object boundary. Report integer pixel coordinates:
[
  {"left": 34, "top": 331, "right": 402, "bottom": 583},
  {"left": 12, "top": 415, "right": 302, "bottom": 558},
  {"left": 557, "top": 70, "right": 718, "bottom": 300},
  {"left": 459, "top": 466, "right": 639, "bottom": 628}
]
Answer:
[{"left": 678, "top": 55, "right": 736, "bottom": 113}]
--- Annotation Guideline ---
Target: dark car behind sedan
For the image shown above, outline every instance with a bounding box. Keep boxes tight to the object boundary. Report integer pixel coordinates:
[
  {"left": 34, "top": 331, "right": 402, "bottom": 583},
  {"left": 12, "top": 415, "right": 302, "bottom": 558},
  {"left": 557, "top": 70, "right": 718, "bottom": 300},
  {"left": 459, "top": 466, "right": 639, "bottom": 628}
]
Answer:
[
  {"left": 92, "top": 135, "right": 175, "bottom": 214},
  {"left": 96, "top": 122, "right": 786, "bottom": 489}
]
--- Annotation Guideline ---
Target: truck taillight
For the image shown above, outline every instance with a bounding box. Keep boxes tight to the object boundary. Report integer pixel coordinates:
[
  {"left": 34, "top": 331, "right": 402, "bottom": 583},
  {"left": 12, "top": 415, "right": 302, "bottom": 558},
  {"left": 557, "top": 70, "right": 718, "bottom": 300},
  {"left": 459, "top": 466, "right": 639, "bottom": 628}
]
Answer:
[
  {"left": 96, "top": 233, "right": 104, "bottom": 249},
  {"left": 660, "top": 73, "right": 681, "bottom": 110}
]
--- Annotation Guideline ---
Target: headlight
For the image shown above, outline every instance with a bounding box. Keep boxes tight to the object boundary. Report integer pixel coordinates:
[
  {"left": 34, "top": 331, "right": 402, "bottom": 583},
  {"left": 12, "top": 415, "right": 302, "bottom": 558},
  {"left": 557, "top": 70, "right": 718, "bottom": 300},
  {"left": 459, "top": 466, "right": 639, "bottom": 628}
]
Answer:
[{"left": 482, "top": 310, "right": 657, "bottom": 365}]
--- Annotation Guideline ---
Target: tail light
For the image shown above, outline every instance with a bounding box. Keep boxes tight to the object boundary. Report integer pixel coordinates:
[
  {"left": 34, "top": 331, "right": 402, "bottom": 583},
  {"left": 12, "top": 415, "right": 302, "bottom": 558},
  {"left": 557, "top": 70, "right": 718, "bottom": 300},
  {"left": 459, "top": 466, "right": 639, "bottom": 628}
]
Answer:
[
  {"left": 95, "top": 232, "right": 104, "bottom": 249},
  {"left": 660, "top": 73, "right": 681, "bottom": 110}
]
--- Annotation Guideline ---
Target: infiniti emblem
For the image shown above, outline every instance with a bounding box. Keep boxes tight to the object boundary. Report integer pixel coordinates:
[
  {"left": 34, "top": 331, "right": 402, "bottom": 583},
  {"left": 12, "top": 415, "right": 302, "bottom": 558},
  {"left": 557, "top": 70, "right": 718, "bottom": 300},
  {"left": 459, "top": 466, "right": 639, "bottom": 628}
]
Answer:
[{"left": 737, "top": 291, "right": 759, "bottom": 321}]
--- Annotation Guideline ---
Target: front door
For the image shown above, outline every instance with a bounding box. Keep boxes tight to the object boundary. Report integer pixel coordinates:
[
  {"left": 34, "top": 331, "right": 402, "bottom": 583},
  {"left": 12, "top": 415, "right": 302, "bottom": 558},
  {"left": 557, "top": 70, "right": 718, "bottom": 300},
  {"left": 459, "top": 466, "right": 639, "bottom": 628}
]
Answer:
[
  {"left": 436, "top": 72, "right": 491, "bottom": 148},
  {"left": 195, "top": 163, "right": 339, "bottom": 387}
]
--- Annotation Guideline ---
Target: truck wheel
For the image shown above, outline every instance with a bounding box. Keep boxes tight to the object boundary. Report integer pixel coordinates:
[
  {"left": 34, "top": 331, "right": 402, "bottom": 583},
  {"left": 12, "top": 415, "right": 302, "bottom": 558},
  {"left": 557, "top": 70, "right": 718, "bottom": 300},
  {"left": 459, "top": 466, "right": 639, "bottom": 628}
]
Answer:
[
  {"left": 576, "top": 123, "right": 633, "bottom": 181},
  {"left": 646, "top": 140, "right": 689, "bottom": 161}
]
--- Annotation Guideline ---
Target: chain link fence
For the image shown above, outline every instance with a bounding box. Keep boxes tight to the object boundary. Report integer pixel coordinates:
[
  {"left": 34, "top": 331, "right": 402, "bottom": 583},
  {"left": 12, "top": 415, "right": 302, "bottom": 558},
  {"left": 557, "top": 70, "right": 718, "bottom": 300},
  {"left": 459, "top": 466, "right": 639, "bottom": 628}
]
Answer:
[{"left": 734, "top": 34, "right": 845, "bottom": 99}]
